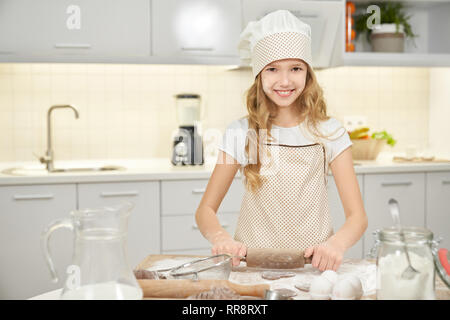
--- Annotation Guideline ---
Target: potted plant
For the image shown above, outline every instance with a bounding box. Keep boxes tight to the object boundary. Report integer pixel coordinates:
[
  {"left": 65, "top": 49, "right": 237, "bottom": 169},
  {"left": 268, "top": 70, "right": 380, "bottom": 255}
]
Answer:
[{"left": 354, "top": 2, "right": 417, "bottom": 52}]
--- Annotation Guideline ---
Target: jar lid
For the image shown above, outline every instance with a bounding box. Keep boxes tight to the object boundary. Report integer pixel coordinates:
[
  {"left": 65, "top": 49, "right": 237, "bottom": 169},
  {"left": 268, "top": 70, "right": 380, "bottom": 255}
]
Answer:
[{"left": 379, "top": 226, "right": 433, "bottom": 243}]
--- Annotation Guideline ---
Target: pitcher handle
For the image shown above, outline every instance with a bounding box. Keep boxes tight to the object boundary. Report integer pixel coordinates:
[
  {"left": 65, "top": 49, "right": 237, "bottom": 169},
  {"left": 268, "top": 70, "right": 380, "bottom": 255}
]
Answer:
[{"left": 41, "top": 218, "right": 74, "bottom": 283}]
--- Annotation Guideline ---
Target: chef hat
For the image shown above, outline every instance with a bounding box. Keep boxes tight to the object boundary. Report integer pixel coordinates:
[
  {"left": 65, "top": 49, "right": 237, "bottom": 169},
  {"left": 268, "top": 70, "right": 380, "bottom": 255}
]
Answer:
[{"left": 238, "top": 10, "right": 312, "bottom": 77}]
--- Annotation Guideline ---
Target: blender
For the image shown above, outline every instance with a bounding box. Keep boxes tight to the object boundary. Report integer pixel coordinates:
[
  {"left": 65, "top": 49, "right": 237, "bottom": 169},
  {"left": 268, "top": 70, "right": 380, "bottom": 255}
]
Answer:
[{"left": 171, "top": 93, "right": 204, "bottom": 165}]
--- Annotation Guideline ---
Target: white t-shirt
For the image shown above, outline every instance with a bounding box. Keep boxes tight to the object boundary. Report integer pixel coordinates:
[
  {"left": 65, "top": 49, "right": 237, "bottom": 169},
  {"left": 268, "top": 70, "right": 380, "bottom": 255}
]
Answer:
[{"left": 218, "top": 117, "right": 352, "bottom": 167}]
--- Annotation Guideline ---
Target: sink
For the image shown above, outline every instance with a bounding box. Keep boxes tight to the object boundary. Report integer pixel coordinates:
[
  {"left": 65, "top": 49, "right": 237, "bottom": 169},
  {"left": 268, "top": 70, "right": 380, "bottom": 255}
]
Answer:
[{"left": 1, "top": 165, "right": 126, "bottom": 176}]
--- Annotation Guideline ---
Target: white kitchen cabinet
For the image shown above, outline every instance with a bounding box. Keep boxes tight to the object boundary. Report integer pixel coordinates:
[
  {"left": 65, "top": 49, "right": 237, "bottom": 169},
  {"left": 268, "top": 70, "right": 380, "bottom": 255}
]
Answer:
[
  {"left": 426, "top": 172, "right": 450, "bottom": 248},
  {"left": 0, "top": 184, "right": 76, "bottom": 300},
  {"left": 0, "top": 0, "right": 151, "bottom": 60},
  {"left": 77, "top": 181, "right": 160, "bottom": 268},
  {"left": 160, "top": 177, "right": 244, "bottom": 252},
  {"left": 152, "top": 0, "right": 242, "bottom": 58},
  {"left": 327, "top": 174, "right": 365, "bottom": 259},
  {"left": 161, "top": 212, "right": 240, "bottom": 252},
  {"left": 0, "top": 0, "right": 51, "bottom": 55},
  {"left": 363, "top": 172, "right": 426, "bottom": 251},
  {"left": 161, "top": 178, "right": 245, "bottom": 216}
]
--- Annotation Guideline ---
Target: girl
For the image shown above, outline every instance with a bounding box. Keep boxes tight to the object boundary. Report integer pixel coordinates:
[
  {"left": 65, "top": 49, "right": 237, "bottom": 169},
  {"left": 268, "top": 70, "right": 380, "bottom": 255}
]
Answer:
[{"left": 195, "top": 10, "right": 367, "bottom": 271}]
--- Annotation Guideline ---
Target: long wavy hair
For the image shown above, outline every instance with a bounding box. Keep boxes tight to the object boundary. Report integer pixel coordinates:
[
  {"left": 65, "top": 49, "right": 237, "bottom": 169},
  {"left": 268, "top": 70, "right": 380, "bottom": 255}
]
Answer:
[{"left": 242, "top": 63, "right": 331, "bottom": 192}]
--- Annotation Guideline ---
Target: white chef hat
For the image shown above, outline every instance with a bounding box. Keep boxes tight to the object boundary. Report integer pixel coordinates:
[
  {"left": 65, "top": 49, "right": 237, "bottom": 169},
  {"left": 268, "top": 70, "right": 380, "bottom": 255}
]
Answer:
[{"left": 238, "top": 10, "right": 312, "bottom": 77}]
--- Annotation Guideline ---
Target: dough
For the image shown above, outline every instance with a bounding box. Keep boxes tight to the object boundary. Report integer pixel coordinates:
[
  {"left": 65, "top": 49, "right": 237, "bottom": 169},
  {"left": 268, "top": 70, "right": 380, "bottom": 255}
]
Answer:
[
  {"left": 294, "top": 283, "right": 310, "bottom": 292},
  {"left": 261, "top": 271, "right": 296, "bottom": 280},
  {"left": 186, "top": 287, "right": 241, "bottom": 300},
  {"left": 273, "top": 288, "right": 297, "bottom": 298}
]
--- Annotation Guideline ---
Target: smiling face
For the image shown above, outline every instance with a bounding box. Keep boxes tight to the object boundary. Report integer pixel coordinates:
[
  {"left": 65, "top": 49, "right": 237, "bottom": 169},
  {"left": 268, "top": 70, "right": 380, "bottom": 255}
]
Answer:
[{"left": 260, "top": 58, "right": 308, "bottom": 109}]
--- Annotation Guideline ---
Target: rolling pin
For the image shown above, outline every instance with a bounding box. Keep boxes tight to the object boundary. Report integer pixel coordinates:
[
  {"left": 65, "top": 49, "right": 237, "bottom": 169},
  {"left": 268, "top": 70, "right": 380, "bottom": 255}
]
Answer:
[
  {"left": 138, "top": 279, "right": 269, "bottom": 298},
  {"left": 243, "top": 248, "right": 312, "bottom": 269}
]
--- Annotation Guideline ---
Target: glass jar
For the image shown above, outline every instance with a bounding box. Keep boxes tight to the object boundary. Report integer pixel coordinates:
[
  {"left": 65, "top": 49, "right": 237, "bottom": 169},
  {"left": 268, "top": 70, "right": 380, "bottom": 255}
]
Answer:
[{"left": 369, "top": 227, "right": 439, "bottom": 300}]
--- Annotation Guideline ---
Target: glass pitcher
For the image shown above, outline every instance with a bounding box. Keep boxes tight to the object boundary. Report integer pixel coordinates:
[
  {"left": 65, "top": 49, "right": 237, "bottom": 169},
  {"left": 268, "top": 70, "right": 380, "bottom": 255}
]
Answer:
[{"left": 41, "top": 201, "right": 143, "bottom": 300}]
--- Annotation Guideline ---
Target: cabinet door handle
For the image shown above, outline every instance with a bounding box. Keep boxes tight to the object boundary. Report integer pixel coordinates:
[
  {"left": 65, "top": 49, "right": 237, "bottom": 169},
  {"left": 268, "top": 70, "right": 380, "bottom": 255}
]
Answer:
[
  {"left": 381, "top": 181, "right": 412, "bottom": 187},
  {"left": 13, "top": 193, "right": 54, "bottom": 200},
  {"left": 192, "top": 188, "right": 206, "bottom": 194},
  {"left": 443, "top": 180, "right": 450, "bottom": 185},
  {"left": 54, "top": 43, "right": 91, "bottom": 49},
  {"left": 181, "top": 47, "right": 214, "bottom": 52},
  {"left": 100, "top": 191, "right": 139, "bottom": 197}
]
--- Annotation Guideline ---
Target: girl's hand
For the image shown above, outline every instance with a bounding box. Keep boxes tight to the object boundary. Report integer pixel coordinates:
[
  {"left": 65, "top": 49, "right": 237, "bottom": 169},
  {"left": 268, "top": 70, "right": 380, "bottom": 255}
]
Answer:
[
  {"left": 210, "top": 232, "right": 247, "bottom": 266},
  {"left": 304, "top": 238, "right": 346, "bottom": 271}
]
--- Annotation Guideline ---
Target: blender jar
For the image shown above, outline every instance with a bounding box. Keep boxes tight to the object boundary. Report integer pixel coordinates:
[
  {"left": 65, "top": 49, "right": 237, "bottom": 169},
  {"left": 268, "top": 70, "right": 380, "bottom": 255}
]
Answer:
[{"left": 175, "top": 93, "right": 202, "bottom": 126}]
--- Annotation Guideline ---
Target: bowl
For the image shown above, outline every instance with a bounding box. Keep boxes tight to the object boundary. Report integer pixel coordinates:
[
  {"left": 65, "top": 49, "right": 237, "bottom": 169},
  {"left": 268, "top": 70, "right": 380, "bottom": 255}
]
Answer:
[
  {"left": 351, "top": 139, "right": 386, "bottom": 160},
  {"left": 168, "top": 254, "right": 232, "bottom": 280}
]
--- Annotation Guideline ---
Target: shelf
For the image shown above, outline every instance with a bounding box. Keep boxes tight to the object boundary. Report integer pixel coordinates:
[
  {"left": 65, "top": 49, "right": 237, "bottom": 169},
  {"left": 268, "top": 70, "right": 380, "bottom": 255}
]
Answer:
[
  {"left": 342, "top": 0, "right": 450, "bottom": 67},
  {"left": 343, "top": 52, "right": 450, "bottom": 67}
]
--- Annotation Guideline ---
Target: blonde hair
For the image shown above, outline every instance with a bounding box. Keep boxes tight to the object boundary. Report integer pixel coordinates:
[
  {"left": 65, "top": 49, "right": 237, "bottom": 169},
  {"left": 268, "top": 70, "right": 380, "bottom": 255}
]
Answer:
[{"left": 242, "top": 63, "right": 333, "bottom": 192}]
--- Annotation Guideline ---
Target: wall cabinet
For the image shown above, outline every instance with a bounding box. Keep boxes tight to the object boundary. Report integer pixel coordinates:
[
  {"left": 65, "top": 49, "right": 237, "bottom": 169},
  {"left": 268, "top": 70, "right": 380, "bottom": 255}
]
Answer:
[
  {"left": 152, "top": 0, "right": 242, "bottom": 58},
  {"left": 2, "top": 0, "right": 450, "bottom": 66},
  {"left": 0, "top": 0, "right": 151, "bottom": 61},
  {"left": 0, "top": 184, "right": 77, "bottom": 299}
]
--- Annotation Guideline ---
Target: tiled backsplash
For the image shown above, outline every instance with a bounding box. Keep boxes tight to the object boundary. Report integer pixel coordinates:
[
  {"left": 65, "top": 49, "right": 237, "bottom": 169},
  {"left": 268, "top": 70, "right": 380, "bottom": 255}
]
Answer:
[{"left": 0, "top": 63, "right": 439, "bottom": 162}]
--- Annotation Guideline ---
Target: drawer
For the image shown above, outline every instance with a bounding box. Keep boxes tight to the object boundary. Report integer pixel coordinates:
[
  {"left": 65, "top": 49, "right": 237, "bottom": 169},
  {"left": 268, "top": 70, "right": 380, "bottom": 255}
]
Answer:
[
  {"left": 78, "top": 181, "right": 161, "bottom": 267},
  {"left": 162, "top": 212, "right": 240, "bottom": 251},
  {"left": 161, "top": 178, "right": 244, "bottom": 215},
  {"left": 363, "top": 172, "right": 425, "bottom": 238}
]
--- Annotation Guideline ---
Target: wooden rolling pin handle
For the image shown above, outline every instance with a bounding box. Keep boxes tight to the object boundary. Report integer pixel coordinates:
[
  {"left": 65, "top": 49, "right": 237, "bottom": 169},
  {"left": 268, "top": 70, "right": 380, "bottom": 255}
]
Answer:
[{"left": 138, "top": 279, "right": 270, "bottom": 298}]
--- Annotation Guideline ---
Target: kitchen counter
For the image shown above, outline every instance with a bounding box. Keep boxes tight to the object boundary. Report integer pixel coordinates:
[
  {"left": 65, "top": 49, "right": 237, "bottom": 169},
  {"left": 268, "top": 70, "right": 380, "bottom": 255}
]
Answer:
[{"left": 1, "top": 153, "right": 450, "bottom": 186}]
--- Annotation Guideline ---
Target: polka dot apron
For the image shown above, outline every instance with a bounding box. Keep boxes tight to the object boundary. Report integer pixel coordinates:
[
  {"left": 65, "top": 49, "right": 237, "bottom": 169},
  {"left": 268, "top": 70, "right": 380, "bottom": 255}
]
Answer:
[{"left": 234, "top": 143, "right": 333, "bottom": 250}]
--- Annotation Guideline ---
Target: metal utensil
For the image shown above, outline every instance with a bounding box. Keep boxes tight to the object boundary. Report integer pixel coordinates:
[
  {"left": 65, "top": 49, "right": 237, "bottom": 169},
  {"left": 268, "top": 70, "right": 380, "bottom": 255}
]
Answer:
[
  {"left": 264, "top": 289, "right": 292, "bottom": 300},
  {"left": 168, "top": 254, "right": 232, "bottom": 280},
  {"left": 388, "top": 198, "right": 420, "bottom": 279}
]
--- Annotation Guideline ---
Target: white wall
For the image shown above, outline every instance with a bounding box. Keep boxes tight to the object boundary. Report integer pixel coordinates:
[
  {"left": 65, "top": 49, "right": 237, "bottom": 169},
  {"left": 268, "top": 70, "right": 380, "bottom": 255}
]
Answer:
[
  {"left": 0, "top": 63, "right": 435, "bottom": 162},
  {"left": 429, "top": 68, "right": 450, "bottom": 158}
]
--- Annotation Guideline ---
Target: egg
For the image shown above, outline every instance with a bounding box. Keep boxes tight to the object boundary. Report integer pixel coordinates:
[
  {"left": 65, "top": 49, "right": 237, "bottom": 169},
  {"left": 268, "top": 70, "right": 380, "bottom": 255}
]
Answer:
[
  {"left": 320, "top": 270, "right": 338, "bottom": 285},
  {"left": 343, "top": 275, "right": 363, "bottom": 299},
  {"left": 331, "top": 275, "right": 363, "bottom": 300},
  {"left": 309, "top": 276, "right": 333, "bottom": 300}
]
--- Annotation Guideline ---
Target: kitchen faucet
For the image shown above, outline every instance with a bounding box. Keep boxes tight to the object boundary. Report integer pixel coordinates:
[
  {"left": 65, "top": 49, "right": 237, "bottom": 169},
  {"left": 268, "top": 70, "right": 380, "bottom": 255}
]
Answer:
[{"left": 39, "top": 105, "right": 79, "bottom": 172}]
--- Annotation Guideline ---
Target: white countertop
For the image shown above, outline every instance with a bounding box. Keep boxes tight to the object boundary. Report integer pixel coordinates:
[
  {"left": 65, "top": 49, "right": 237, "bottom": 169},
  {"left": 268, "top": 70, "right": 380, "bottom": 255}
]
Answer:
[{"left": 0, "top": 153, "right": 449, "bottom": 186}]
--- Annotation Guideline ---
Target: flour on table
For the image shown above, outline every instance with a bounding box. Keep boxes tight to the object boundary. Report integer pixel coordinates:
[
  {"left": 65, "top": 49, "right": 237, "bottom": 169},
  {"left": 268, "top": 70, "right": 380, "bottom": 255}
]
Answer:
[{"left": 145, "top": 258, "right": 198, "bottom": 271}]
